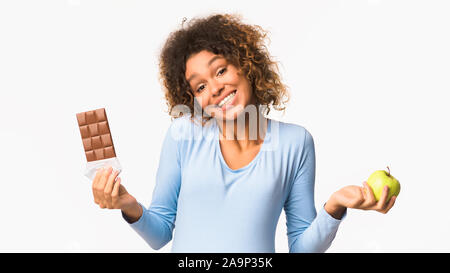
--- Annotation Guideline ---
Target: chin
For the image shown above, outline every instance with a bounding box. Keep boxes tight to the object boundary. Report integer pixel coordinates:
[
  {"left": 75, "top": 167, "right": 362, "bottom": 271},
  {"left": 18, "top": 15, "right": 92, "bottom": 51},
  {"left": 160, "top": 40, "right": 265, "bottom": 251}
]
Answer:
[{"left": 213, "top": 104, "right": 247, "bottom": 121}]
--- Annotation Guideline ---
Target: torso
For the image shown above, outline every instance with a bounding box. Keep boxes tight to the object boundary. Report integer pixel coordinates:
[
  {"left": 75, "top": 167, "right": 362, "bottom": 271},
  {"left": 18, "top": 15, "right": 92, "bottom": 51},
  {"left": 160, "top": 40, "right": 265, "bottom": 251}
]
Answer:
[
  {"left": 171, "top": 116, "right": 310, "bottom": 252},
  {"left": 218, "top": 139, "right": 264, "bottom": 170},
  {"left": 217, "top": 117, "right": 268, "bottom": 170}
]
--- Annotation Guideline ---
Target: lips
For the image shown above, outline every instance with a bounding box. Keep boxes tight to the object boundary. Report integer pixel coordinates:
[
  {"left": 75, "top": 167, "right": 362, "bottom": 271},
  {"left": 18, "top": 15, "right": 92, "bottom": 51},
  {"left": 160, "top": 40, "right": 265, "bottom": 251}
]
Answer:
[
  {"left": 215, "top": 90, "right": 237, "bottom": 107},
  {"left": 218, "top": 91, "right": 237, "bottom": 108}
]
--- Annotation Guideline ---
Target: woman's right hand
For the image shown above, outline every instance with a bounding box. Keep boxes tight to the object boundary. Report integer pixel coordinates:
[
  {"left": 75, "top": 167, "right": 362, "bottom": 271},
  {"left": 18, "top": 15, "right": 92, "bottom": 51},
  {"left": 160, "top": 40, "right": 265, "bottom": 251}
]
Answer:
[{"left": 92, "top": 165, "right": 137, "bottom": 211}]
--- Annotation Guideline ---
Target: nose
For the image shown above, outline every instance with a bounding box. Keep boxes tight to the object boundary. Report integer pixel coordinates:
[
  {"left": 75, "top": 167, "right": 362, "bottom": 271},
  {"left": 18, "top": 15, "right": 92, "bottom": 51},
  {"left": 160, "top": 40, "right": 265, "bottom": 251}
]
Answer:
[{"left": 209, "top": 79, "right": 224, "bottom": 97}]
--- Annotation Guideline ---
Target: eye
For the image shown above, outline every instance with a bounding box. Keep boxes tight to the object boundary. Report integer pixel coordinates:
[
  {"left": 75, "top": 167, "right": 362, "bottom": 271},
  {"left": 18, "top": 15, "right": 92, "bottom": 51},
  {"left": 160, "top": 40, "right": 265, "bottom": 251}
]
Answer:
[
  {"left": 196, "top": 84, "right": 205, "bottom": 93},
  {"left": 217, "top": 67, "right": 227, "bottom": 76}
]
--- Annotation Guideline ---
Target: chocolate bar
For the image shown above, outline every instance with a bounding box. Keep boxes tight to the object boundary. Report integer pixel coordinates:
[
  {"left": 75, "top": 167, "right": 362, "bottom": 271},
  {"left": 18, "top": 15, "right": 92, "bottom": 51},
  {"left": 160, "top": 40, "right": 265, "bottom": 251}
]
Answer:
[{"left": 76, "top": 108, "right": 117, "bottom": 162}]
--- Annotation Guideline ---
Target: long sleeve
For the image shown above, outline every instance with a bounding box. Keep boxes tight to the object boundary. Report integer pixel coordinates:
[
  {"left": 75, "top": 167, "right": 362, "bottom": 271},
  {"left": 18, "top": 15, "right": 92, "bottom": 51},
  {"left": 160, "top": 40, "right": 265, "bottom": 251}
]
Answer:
[
  {"left": 284, "top": 129, "right": 345, "bottom": 253},
  {"left": 123, "top": 122, "right": 182, "bottom": 250}
]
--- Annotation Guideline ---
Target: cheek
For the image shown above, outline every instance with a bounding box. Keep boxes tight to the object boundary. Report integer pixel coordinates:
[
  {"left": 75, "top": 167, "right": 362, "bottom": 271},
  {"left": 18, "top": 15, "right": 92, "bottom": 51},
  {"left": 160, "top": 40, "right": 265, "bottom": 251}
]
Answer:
[
  {"left": 237, "top": 79, "right": 252, "bottom": 100},
  {"left": 194, "top": 93, "right": 209, "bottom": 108}
]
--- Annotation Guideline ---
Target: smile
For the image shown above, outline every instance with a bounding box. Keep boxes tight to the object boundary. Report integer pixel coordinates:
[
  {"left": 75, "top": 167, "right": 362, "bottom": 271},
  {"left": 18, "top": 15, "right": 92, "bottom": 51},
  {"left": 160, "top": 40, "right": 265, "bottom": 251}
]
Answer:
[{"left": 217, "top": 90, "right": 237, "bottom": 108}]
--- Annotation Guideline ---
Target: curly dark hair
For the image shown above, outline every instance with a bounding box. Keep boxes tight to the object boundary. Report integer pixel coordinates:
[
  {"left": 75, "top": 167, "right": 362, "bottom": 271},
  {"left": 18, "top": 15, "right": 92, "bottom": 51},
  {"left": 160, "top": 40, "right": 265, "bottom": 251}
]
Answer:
[{"left": 158, "top": 13, "right": 289, "bottom": 123}]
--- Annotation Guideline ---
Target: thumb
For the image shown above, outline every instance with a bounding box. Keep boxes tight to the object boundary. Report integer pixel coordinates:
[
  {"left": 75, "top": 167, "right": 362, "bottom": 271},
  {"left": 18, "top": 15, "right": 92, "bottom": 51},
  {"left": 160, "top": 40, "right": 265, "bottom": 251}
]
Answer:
[{"left": 118, "top": 183, "right": 128, "bottom": 195}]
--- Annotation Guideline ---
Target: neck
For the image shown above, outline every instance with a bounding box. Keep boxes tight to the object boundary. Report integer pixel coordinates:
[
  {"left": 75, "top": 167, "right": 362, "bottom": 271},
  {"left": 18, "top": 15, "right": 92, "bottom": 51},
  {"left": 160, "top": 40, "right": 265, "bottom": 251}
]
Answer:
[{"left": 215, "top": 105, "right": 268, "bottom": 149}]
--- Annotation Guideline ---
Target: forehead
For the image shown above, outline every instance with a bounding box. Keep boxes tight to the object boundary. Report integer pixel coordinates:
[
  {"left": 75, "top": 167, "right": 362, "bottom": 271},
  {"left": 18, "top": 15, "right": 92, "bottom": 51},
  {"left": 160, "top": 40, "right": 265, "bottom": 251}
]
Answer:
[{"left": 185, "top": 51, "right": 225, "bottom": 76}]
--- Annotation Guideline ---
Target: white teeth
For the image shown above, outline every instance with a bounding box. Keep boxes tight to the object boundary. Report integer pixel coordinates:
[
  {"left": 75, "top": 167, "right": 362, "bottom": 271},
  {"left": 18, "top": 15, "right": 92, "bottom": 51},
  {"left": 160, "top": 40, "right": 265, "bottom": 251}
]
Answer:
[{"left": 218, "top": 91, "right": 236, "bottom": 107}]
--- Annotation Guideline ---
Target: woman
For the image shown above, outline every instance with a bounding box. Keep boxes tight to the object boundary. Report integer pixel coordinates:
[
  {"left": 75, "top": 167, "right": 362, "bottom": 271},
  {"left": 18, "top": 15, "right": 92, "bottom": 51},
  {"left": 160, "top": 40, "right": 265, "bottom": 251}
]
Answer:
[{"left": 91, "top": 14, "right": 396, "bottom": 252}]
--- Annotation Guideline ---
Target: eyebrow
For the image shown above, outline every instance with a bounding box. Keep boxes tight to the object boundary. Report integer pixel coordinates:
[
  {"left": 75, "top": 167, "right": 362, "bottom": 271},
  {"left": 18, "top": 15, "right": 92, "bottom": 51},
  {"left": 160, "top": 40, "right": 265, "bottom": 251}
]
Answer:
[{"left": 187, "top": 55, "right": 223, "bottom": 84}]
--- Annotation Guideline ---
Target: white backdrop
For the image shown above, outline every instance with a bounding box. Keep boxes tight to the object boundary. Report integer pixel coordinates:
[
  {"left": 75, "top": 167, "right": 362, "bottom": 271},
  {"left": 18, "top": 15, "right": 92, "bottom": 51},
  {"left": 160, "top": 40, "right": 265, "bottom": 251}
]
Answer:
[{"left": 1, "top": 0, "right": 449, "bottom": 252}]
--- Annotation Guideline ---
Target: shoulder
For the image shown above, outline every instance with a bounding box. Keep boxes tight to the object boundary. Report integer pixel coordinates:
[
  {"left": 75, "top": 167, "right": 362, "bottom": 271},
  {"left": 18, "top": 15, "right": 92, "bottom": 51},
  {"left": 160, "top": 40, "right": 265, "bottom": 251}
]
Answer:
[
  {"left": 167, "top": 114, "right": 215, "bottom": 142},
  {"left": 170, "top": 114, "right": 195, "bottom": 128},
  {"left": 272, "top": 119, "right": 314, "bottom": 149}
]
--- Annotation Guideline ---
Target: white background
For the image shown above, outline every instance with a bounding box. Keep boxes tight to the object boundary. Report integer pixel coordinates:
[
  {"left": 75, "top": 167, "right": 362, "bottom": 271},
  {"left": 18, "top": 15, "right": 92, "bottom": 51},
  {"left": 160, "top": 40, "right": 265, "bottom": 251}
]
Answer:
[{"left": 1, "top": 0, "right": 449, "bottom": 252}]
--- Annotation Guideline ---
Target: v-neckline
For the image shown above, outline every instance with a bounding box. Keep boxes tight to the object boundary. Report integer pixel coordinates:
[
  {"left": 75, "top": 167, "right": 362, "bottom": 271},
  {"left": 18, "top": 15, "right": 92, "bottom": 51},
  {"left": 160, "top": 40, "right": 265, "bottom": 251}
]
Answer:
[{"left": 215, "top": 118, "right": 271, "bottom": 173}]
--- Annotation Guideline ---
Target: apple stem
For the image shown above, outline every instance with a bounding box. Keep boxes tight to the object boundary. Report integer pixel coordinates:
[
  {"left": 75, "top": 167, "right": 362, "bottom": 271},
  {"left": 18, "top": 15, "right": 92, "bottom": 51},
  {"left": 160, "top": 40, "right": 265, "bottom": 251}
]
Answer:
[{"left": 386, "top": 166, "right": 391, "bottom": 176}]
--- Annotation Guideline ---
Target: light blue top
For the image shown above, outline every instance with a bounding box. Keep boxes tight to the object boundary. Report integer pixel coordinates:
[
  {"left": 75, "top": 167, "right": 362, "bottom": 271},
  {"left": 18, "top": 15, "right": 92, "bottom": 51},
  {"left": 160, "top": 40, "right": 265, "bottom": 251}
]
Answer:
[{"left": 123, "top": 115, "right": 345, "bottom": 252}]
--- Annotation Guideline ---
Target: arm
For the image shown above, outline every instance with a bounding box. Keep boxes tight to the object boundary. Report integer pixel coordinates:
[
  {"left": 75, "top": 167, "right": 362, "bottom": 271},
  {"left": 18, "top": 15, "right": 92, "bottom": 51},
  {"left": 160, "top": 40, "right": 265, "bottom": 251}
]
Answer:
[
  {"left": 285, "top": 130, "right": 397, "bottom": 252},
  {"left": 324, "top": 200, "right": 347, "bottom": 220},
  {"left": 121, "top": 202, "right": 143, "bottom": 223},
  {"left": 123, "top": 122, "right": 182, "bottom": 250},
  {"left": 284, "top": 130, "right": 344, "bottom": 253}
]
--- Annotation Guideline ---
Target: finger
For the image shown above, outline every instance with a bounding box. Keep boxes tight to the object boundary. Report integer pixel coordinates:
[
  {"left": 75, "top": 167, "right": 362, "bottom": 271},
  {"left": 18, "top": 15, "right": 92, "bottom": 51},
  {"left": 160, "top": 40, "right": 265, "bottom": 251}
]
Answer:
[
  {"left": 92, "top": 168, "right": 104, "bottom": 203},
  {"left": 92, "top": 167, "right": 104, "bottom": 188},
  {"left": 104, "top": 169, "right": 119, "bottom": 196},
  {"left": 104, "top": 170, "right": 119, "bottom": 208},
  {"left": 382, "top": 195, "right": 397, "bottom": 214},
  {"left": 97, "top": 166, "right": 112, "bottom": 206},
  {"left": 93, "top": 167, "right": 108, "bottom": 204},
  {"left": 357, "top": 186, "right": 368, "bottom": 208},
  {"left": 111, "top": 177, "right": 121, "bottom": 207},
  {"left": 362, "top": 181, "right": 376, "bottom": 206},
  {"left": 98, "top": 166, "right": 113, "bottom": 189},
  {"left": 377, "top": 185, "right": 390, "bottom": 210}
]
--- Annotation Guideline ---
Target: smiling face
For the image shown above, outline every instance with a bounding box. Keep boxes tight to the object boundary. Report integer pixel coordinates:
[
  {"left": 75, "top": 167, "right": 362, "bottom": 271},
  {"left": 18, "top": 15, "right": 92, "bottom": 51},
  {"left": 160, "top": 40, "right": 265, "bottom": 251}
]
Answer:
[{"left": 185, "top": 50, "right": 255, "bottom": 121}]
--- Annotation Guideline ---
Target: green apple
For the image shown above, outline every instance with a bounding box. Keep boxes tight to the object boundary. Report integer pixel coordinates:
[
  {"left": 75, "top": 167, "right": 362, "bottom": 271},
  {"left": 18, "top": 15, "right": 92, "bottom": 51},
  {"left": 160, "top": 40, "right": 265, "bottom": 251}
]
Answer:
[{"left": 367, "top": 166, "right": 400, "bottom": 202}]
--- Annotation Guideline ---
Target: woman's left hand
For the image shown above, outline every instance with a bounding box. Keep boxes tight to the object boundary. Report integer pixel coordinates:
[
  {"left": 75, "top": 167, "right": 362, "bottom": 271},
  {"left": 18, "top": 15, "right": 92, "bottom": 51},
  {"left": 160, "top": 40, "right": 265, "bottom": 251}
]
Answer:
[{"left": 325, "top": 182, "right": 397, "bottom": 219}]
